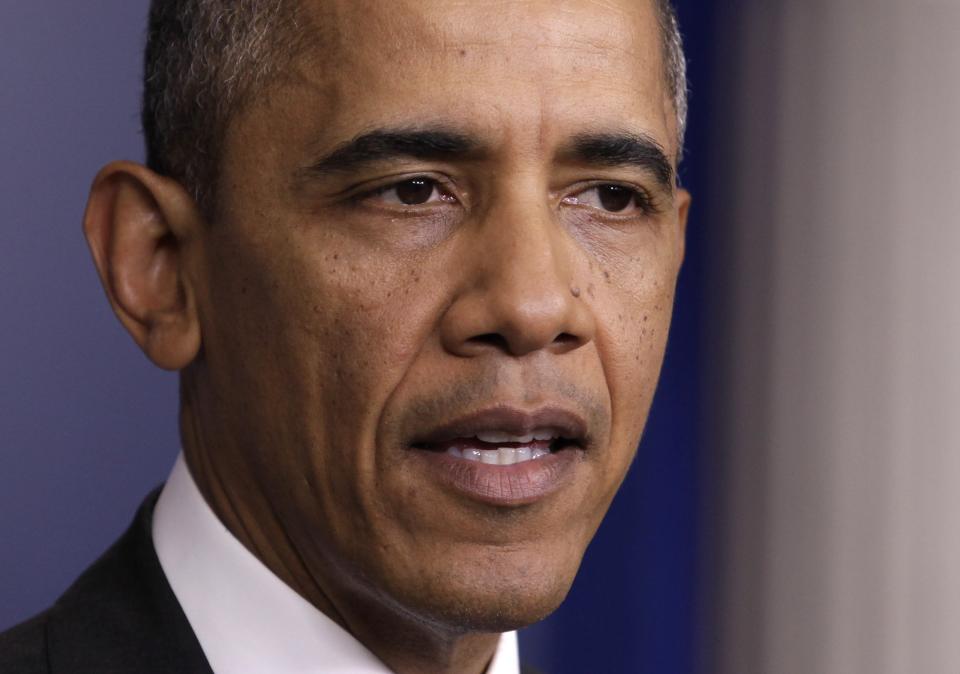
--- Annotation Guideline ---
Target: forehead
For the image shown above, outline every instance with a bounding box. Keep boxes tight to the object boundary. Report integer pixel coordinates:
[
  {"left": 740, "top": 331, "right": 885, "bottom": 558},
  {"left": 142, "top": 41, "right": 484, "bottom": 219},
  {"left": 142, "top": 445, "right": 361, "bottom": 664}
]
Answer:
[
  {"left": 313, "top": 0, "right": 657, "bottom": 57},
  {"left": 284, "top": 0, "right": 673, "bottom": 152}
]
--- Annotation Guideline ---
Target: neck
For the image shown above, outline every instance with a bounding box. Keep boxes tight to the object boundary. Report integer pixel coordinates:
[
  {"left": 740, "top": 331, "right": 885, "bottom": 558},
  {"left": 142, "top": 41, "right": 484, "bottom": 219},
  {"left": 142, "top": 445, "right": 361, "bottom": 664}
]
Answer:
[{"left": 177, "top": 376, "right": 504, "bottom": 674}]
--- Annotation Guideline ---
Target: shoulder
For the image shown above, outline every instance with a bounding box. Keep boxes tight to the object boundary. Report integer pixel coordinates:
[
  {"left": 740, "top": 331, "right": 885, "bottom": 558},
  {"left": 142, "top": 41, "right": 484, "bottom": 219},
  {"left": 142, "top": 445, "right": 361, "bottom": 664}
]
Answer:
[
  {"left": 0, "top": 610, "right": 52, "bottom": 674},
  {"left": 0, "top": 489, "right": 211, "bottom": 674}
]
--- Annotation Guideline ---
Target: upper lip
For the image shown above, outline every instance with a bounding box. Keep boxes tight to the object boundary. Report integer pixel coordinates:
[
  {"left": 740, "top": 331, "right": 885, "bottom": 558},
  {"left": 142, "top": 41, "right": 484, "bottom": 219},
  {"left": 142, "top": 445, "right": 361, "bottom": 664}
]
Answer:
[{"left": 410, "top": 405, "right": 589, "bottom": 448}]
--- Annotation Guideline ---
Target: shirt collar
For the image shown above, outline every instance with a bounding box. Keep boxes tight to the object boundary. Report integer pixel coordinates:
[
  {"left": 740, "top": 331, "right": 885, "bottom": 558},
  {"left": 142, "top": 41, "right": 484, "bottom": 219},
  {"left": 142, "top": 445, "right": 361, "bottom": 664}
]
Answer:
[{"left": 152, "top": 452, "right": 520, "bottom": 674}]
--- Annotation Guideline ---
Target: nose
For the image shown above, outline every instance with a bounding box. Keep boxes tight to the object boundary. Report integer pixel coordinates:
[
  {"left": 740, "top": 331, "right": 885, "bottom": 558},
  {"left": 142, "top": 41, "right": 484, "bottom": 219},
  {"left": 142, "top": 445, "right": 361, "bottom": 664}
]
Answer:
[{"left": 440, "top": 199, "right": 595, "bottom": 358}]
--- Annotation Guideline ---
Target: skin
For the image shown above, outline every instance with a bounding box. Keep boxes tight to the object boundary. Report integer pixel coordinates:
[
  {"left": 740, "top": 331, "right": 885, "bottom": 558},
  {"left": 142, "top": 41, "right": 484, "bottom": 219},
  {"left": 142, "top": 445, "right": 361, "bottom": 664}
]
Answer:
[{"left": 83, "top": 1, "right": 690, "bottom": 672}]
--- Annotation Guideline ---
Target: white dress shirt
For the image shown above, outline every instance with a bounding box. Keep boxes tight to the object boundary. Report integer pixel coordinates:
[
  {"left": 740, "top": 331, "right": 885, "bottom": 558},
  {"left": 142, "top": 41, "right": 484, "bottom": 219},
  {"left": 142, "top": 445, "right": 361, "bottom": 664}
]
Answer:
[{"left": 152, "top": 453, "right": 520, "bottom": 674}]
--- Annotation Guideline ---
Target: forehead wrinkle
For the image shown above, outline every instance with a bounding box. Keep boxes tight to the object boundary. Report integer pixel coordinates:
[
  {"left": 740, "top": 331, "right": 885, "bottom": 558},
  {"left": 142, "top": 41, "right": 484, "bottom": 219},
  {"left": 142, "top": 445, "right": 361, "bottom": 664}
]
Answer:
[
  {"left": 404, "top": 2, "right": 669, "bottom": 147},
  {"left": 282, "top": 0, "right": 674, "bottom": 161},
  {"left": 303, "top": 0, "right": 662, "bottom": 92},
  {"left": 534, "top": 5, "right": 650, "bottom": 57},
  {"left": 330, "top": 0, "right": 651, "bottom": 59}
]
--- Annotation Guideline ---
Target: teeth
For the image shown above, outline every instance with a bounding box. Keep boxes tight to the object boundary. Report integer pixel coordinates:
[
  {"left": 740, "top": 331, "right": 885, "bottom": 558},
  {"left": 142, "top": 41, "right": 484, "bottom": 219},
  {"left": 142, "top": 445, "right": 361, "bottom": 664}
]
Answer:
[
  {"left": 475, "top": 429, "right": 558, "bottom": 444},
  {"left": 480, "top": 450, "right": 500, "bottom": 464},
  {"left": 453, "top": 446, "right": 552, "bottom": 465},
  {"left": 476, "top": 431, "right": 533, "bottom": 444}
]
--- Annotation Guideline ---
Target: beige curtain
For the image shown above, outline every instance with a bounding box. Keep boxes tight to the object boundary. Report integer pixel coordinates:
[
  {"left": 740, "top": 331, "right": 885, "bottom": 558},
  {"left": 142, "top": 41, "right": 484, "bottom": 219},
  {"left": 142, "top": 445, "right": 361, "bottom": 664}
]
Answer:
[{"left": 711, "top": 2, "right": 960, "bottom": 673}]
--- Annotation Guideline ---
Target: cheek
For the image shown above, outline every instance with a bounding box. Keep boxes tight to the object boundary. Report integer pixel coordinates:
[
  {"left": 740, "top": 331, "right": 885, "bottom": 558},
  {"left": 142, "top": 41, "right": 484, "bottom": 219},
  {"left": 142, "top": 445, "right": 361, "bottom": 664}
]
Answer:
[
  {"left": 594, "top": 248, "right": 678, "bottom": 446},
  {"left": 299, "top": 254, "right": 437, "bottom": 410},
  {"left": 199, "top": 226, "right": 450, "bottom": 543},
  {"left": 200, "top": 224, "right": 438, "bottom": 459}
]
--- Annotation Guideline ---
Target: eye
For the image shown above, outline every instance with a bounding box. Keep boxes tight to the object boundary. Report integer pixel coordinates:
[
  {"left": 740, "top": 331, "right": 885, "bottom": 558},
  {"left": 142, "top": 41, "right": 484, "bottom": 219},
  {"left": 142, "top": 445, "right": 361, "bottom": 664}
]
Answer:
[
  {"left": 371, "top": 177, "right": 457, "bottom": 206},
  {"left": 563, "top": 184, "right": 653, "bottom": 214}
]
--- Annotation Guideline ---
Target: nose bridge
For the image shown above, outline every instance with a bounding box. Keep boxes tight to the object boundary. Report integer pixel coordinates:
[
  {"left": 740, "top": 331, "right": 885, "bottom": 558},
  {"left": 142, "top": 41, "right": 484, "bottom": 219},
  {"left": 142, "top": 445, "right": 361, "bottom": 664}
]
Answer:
[
  {"left": 480, "top": 195, "right": 569, "bottom": 307},
  {"left": 441, "top": 185, "right": 595, "bottom": 358}
]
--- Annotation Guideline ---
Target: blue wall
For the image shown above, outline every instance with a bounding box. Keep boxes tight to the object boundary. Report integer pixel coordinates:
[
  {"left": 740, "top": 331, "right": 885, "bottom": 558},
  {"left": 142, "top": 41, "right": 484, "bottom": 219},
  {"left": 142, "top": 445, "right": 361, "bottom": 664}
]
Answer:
[
  {"left": 0, "top": 3, "right": 717, "bottom": 672},
  {"left": 0, "top": 0, "right": 182, "bottom": 630}
]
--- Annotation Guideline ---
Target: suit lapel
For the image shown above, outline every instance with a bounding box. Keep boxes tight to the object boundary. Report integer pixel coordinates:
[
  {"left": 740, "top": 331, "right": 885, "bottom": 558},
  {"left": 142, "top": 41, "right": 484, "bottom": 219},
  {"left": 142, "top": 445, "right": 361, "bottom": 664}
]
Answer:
[{"left": 45, "top": 489, "right": 213, "bottom": 674}]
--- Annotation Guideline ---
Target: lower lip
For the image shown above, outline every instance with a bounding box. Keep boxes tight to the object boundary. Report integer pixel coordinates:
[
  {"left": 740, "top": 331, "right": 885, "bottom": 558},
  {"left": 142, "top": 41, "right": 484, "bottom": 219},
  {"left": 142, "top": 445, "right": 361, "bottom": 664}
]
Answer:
[{"left": 408, "top": 447, "right": 583, "bottom": 506}]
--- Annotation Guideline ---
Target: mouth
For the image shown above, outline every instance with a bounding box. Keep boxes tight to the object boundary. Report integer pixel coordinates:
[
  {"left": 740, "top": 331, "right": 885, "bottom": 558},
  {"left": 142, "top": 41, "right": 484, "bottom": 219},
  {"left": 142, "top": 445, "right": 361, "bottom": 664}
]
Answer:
[
  {"left": 406, "top": 407, "right": 588, "bottom": 506},
  {"left": 412, "top": 430, "right": 580, "bottom": 465}
]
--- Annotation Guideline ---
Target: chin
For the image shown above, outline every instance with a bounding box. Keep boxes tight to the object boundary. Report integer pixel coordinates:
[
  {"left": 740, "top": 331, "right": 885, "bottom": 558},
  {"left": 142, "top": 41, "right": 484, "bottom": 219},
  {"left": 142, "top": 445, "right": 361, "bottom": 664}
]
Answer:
[
  {"left": 388, "top": 554, "right": 581, "bottom": 634},
  {"left": 409, "top": 583, "right": 573, "bottom": 635}
]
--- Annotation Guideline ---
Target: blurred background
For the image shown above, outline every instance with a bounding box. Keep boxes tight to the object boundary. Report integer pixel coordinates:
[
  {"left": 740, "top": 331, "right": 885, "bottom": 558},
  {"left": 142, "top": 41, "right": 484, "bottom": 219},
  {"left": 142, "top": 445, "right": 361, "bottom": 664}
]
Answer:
[{"left": 2, "top": 2, "right": 958, "bottom": 673}]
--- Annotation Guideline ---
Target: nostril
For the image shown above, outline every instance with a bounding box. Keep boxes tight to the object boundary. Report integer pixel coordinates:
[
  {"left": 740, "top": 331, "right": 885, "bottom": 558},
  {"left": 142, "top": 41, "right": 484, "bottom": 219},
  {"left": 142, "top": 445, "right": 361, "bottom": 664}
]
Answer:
[
  {"left": 467, "top": 333, "right": 510, "bottom": 351},
  {"left": 549, "top": 332, "right": 582, "bottom": 354},
  {"left": 463, "top": 331, "right": 580, "bottom": 355}
]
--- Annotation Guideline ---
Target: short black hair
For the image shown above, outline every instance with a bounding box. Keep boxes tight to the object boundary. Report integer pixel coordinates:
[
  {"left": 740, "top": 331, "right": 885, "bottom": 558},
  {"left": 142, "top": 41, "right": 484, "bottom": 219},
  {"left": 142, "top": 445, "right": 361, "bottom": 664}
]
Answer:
[{"left": 142, "top": 0, "right": 307, "bottom": 215}]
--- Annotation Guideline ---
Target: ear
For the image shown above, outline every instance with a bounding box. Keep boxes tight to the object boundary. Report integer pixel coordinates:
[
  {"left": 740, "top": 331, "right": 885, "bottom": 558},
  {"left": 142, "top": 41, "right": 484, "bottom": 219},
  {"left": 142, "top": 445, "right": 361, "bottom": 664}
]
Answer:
[
  {"left": 674, "top": 186, "right": 692, "bottom": 266},
  {"left": 83, "top": 161, "right": 204, "bottom": 371}
]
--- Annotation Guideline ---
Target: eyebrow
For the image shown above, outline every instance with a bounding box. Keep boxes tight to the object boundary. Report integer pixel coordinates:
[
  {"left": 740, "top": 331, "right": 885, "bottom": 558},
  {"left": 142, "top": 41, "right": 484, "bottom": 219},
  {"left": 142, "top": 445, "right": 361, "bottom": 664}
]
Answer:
[
  {"left": 560, "top": 132, "right": 676, "bottom": 191},
  {"left": 303, "top": 128, "right": 480, "bottom": 175}
]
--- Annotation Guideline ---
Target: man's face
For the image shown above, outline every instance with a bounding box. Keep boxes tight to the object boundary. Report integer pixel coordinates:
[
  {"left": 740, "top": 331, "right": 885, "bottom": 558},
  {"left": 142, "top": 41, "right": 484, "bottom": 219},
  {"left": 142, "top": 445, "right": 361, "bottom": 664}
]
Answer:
[{"left": 189, "top": 0, "right": 687, "bottom": 631}]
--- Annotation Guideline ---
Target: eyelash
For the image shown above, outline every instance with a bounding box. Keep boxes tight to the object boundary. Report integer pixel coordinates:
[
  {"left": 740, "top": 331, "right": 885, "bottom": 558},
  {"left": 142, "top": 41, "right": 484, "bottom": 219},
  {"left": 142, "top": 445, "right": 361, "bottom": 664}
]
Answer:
[
  {"left": 354, "top": 176, "right": 658, "bottom": 216},
  {"left": 562, "top": 183, "right": 658, "bottom": 217},
  {"left": 368, "top": 176, "right": 456, "bottom": 206},
  {"left": 349, "top": 175, "right": 456, "bottom": 212}
]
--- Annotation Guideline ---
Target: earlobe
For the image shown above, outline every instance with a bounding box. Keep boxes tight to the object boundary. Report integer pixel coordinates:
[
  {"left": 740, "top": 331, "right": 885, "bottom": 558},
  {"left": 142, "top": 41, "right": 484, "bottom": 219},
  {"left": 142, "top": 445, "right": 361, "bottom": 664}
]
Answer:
[{"left": 83, "top": 161, "right": 204, "bottom": 371}]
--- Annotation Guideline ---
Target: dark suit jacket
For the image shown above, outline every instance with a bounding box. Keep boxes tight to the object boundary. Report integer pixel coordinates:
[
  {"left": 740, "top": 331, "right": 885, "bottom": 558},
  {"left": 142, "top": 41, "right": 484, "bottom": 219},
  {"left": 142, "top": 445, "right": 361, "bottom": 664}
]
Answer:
[
  {"left": 0, "top": 492, "right": 543, "bottom": 674},
  {"left": 0, "top": 490, "right": 213, "bottom": 673}
]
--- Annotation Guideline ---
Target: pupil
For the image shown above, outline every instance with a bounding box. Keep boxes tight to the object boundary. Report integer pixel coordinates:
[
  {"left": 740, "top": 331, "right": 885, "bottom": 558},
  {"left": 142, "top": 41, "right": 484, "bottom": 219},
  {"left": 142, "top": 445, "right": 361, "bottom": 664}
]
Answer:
[
  {"left": 598, "top": 185, "right": 633, "bottom": 212},
  {"left": 396, "top": 178, "right": 434, "bottom": 205}
]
